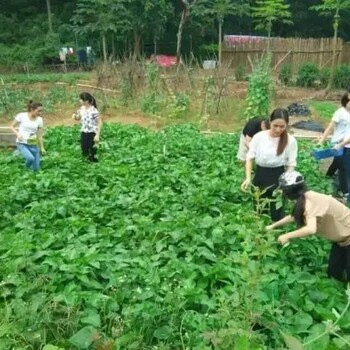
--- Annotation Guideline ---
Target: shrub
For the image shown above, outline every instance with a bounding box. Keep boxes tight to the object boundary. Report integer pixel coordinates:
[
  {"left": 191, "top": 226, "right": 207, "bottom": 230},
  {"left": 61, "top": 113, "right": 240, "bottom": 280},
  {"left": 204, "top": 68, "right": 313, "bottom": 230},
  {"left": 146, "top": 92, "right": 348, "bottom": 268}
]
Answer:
[
  {"left": 279, "top": 64, "right": 292, "bottom": 85},
  {"left": 235, "top": 64, "right": 246, "bottom": 81},
  {"left": 319, "top": 67, "right": 330, "bottom": 88},
  {"left": 334, "top": 65, "right": 350, "bottom": 89},
  {"left": 296, "top": 63, "right": 319, "bottom": 88}
]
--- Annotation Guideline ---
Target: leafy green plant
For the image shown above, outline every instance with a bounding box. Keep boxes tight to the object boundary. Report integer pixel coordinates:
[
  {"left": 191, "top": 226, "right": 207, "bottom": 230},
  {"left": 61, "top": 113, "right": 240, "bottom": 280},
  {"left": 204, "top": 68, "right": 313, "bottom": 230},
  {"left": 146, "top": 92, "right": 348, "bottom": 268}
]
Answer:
[
  {"left": 296, "top": 63, "right": 320, "bottom": 88},
  {"left": 0, "top": 125, "right": 347, "bottom": 349},
  {"left": 244, "top": 55, "right": 274, "bottom": 119}
]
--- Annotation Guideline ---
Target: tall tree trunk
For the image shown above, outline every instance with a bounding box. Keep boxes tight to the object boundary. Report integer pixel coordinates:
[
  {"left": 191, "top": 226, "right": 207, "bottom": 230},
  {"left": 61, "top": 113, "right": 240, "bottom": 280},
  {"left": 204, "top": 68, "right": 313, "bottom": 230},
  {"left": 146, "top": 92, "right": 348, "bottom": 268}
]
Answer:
[
  {"left": 327, "top": 9, "right": 340, "bottom": 92},
  {"left": 133, "top": 32, "right": 142, "bottom": 61},
  {"left": 267, "top": 20, "right": 272, "bottom": 54},
  {"left": 153, "top": 34, "right": 157, "bottom": 55},
  {"left": 112, "top": 34, "right": 115, "bottom": 59},
  {"left": 46, "top": 0, "right": 53, "bottom": 33},
  {"left": 218, "top": 19, "right": 223, "bottom": 66},
  {"left": 176, "top": 8, "right": 189, "bottom": 64},
  {"left": 102, "top": 34, "right": 107, "bottom": 63}
]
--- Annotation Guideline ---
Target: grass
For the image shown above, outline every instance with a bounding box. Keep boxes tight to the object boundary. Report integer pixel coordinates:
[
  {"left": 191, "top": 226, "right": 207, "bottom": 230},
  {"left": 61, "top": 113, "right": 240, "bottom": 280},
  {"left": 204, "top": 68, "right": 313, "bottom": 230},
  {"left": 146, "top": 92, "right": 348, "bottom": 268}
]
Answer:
[
  {"left": 0, "top": 72, "right": 92, "bottom": 85},
  {"left": 308, "top": 100, "right": 338, "bottom": 123}
]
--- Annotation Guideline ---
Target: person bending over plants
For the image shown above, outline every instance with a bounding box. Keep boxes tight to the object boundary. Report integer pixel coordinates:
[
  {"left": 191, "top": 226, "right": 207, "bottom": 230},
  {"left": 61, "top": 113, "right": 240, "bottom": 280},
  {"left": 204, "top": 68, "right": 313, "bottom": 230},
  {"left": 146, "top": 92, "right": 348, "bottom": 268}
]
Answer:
[
  {"left": 266, "top": 170, "right": 350, "bottom": 282},
  {"left": 241, "top": 108, "right": 298, "bottom": 221},
  {"left": 10, "top": 100, "right": 46, "bottom": 172},
  {"left": 236, "top": 116, "right": 270, "bottom": 163},
  {"left": 72, "top": 92, "right": 102, "bottom": 162}
]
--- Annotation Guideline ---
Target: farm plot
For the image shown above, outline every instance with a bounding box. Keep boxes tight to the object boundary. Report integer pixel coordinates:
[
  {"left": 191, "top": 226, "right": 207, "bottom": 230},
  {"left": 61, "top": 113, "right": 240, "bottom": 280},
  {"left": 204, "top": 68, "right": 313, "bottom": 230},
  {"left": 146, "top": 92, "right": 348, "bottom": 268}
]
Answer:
[{"left": 0, "top": 124, "right": 349, "bottom": 349}]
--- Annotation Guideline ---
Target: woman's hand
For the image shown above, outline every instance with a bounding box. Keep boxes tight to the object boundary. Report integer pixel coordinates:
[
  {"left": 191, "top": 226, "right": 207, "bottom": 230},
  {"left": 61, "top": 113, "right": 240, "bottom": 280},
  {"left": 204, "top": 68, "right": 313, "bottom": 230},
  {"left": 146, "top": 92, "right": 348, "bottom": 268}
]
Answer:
[
  {"left": 265, "top": 224, "right": 275, "bottom": 231},
  {"left": 241, "top": 178, "right": 251, "bottom": 191},
  {"left": 333, "top": 143, "right": 343, "bottom": 151},
  {"left": 278, "top": 234, "right": 290, "bottom": 246},
  {"left": 93, "top": 135, "right": 100, "bottom": 143},
  {"left": 41, "top": 148, "right": 47, "bottom": 155}
]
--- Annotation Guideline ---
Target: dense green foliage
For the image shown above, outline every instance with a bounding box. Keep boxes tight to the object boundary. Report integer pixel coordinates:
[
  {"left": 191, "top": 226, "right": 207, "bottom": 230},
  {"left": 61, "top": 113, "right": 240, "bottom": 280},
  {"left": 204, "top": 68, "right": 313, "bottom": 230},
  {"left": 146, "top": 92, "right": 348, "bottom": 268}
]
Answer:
[
  {"left": 1, "top": 0, "right": 350, "bottom": 67},
  {"left": 1, "top": 123, "right": 349, "bottom": 349}
]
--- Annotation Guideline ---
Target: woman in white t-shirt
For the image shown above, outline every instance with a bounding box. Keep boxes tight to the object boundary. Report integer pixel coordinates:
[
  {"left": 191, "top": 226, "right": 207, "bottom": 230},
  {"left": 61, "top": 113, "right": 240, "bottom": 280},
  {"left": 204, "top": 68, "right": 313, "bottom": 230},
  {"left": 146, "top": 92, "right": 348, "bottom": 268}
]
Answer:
[
  {"left": 10, "top": 101, "right": 46, "bottom": 172},
  {"left": 241, "top": 108, "right": 298, "bottom": 221},
  {"left": 318, "top": 93, "right": 350, "bottom": 200},
  {"left": 72, "top": 92, "right": 102, "bottom": 162}
]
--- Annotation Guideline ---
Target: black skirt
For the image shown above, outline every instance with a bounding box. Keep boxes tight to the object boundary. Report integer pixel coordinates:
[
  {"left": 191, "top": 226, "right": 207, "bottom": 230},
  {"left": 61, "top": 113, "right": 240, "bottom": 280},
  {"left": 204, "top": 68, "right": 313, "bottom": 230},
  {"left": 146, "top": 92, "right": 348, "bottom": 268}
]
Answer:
[{"left": 253, "top": 165, "right": 285, "bottom": 190}]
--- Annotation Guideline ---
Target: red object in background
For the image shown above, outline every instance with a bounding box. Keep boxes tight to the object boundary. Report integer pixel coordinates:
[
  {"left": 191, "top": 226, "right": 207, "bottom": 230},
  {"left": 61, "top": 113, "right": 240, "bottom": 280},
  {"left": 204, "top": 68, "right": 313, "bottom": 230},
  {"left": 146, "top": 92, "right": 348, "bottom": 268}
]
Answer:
[{"left": 150, "top": 55, "right": 177, "bottom": 67}]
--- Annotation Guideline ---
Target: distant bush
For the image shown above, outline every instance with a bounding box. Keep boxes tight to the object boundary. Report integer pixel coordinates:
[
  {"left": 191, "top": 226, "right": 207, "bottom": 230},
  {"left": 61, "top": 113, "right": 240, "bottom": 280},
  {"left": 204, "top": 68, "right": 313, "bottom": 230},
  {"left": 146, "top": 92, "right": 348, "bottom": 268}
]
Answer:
[
  {"left": 279, "top": 64, "right": 292, "bottom": 85},
  {"left": 334, "top": 65, "right": 350, "bottom": 89},
  {"left": 235, "top": 64, "right": 246, "bottom": 81},
  {"left": 296, "top": 63, "right": 319, "bottom": 87},
  {"left": 319, "top": 67, "right": 330, "bottom": 88}
]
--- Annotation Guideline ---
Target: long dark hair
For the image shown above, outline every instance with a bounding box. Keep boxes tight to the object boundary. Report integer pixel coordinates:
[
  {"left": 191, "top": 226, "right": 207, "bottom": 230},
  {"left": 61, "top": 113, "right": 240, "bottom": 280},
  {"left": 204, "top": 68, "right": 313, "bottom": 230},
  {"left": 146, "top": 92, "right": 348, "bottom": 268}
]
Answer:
[
  {"left": 80, "top": 92, "right": 97, "bottom": 108},
  {"left": 270, "top": 108, "right": 289, "bottom": 156},
  {"left": 27, "top": 100, "right": 42, "bottom": 112},
  {"left": 282, "top": 183, "right": 308, "bottom": 226}
]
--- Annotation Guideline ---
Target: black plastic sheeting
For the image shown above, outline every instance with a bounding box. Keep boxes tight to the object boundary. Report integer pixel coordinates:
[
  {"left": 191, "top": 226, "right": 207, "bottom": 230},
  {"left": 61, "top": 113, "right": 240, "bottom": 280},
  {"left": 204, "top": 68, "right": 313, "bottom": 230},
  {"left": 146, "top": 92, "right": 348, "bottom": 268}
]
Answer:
[
  {"left": 287, "top": 103, "right": 311, "bottom": 116},
  {"left": 292, "top": 120, "right": 324, "bottom": 132}
]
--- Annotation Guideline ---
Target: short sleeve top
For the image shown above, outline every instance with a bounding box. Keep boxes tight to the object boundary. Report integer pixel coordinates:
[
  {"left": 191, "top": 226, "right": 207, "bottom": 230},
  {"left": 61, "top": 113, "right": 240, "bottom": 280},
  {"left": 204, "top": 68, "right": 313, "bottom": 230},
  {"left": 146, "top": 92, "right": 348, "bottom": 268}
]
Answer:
[
  {"left": 247, "top": 130, "right": 298, "bottom": 168},
  {"left": 14, "top": 112, "right": 43, "bottom": 144},
  {"left": 304, "top": 191, "right": 350, "bottom": 246}
]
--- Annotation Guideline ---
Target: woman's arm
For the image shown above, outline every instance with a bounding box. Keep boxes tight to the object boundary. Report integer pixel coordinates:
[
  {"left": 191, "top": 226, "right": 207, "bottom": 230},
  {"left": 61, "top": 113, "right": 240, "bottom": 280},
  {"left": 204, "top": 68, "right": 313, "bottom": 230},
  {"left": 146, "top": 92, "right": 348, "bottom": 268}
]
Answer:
[
  {"left": 94, "top": 115, "right": 103, "bottom": 142},
  {"left": 241, "top": 158, "right": 253, "bottom": 191},
  {"left": 318, "top": 122, "right": 335, "bottom": 144},
  {"left": 10, "top": 120, "right": 22, "bottom": 140},
  {"left": 266, "top": 215, "right": 294, "bottom": 230},
  {"left": 277, "top": 216, "right": 317, "bottom": 245},
  {"left": 37, "top": 128, "right": 46, "bottom": 154}
]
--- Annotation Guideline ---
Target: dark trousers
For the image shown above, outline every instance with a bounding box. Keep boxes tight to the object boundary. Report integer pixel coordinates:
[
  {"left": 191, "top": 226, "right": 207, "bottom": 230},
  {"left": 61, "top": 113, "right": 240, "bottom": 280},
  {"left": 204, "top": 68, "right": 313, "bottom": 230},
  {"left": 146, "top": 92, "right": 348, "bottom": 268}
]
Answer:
[
  {"left": 81, "top": 132, "right": 97, "bottom": 162},
  {"left": 326, "top": 155, "right": 348, "bottom": 195},
  {"left": 343, "top": 148, "right": 350, "bottom": 202},
  {"left": 253, "top": 165, "right": 285, "bottom": 222},
  {"left": 328, "top": 243, "right": 350, "bottom": 282}
]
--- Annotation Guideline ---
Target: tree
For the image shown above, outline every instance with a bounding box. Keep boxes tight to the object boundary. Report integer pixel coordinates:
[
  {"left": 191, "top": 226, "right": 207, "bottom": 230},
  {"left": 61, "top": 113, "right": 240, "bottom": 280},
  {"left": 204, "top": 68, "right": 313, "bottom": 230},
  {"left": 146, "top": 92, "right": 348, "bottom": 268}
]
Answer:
[
  {"left": 195, "top": 0, "right": 250, "bottom": 65},
  {"left": 46, "top": 0, "right": 53, "bottom": 33},
  {"left": 251, "top": 0, "right": 293, "bottom": 52},
  {"left": 176, "top": 0, "right": 195, "bottom": 63},
  {"left": 71, "top": 0, "right": 131, "bottom": 62},
  {"left": 124, "top": 0, "right": 173, "bottom": 60},
  {"left": 311, "top": 0, "right": 350, "bottom": 91}
]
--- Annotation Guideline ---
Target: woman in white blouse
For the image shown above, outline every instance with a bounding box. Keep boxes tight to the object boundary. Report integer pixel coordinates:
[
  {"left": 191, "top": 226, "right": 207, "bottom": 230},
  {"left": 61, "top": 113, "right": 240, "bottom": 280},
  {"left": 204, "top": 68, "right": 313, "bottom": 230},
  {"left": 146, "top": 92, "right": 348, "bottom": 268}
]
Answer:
[{"left": 241, "top": 108, "right": 298, "bottom": 221}]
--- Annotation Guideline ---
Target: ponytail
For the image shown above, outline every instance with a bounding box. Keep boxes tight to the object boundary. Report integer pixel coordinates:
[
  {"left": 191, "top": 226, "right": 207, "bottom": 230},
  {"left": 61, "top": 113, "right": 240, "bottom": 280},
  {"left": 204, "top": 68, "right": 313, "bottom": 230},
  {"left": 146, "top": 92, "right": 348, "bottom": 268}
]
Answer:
[
  {"left": 282, "top": 183, "right": 308, "bottom": 227},
  {"left": 277, "top": 130, "right": 288, "bottom": 156},
  {"left": 292, "top": 194, "right": 306, "bottom": 226}
]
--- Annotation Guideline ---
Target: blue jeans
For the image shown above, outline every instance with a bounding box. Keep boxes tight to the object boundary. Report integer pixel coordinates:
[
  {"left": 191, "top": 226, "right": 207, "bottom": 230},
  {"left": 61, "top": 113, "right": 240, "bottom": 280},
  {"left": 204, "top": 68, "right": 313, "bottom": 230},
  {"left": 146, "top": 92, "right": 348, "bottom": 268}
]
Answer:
[{"left": 17, "top": 143, "right": 40, "bottom": 171}]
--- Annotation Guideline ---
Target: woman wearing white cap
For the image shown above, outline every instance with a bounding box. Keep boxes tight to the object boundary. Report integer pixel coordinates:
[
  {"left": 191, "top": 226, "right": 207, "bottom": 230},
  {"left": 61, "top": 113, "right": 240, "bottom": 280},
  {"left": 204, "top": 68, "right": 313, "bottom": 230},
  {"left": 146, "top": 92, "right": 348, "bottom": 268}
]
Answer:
[{"left": 266, "top": 170, "right": 350, "bottom": 282}]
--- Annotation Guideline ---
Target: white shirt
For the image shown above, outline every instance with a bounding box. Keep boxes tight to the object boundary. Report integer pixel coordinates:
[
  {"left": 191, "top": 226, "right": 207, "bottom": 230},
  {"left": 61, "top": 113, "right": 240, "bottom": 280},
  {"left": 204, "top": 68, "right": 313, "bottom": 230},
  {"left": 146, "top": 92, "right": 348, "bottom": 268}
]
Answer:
[
  {"left": 78, "top": 106, "right": 100, "bottom": 133},
  {"left": 247, "top": 130, "right": 298, "bottom": 168},
  {"left": 332, "top": 107, "right": 350, "bottom": 148},
  {"left": 15, "top": 112, "right": 43, "bottom": 144}
]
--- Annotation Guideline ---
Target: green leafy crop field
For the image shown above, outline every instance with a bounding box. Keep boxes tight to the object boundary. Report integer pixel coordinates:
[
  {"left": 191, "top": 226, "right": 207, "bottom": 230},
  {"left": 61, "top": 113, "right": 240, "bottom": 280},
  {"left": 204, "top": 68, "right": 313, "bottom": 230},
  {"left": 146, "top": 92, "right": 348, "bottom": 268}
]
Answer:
[{"left": 0, "top": 124, "right": 349, "bottom": 349}]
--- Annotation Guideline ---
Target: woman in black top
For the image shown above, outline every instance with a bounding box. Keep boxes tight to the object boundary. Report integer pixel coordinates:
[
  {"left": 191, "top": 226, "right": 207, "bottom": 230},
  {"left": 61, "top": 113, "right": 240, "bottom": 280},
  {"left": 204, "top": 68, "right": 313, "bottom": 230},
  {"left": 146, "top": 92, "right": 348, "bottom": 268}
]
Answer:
[{"left": 237, "top": 117, "right": 269, "bottom": 163}]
